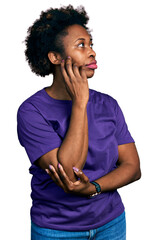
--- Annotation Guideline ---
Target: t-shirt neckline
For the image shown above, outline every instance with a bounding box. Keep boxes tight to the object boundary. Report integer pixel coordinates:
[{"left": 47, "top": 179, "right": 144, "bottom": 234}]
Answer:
[
  {"left": 42, "top": 88, "right": 72, "bottom": 104},
  {"left": 42, "top": 87, "right": 91, "bottom": 104}
]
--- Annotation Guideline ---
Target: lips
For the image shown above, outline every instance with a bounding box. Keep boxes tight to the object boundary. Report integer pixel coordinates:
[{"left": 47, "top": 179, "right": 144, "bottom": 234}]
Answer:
[{"left": 86, "top": 60, "right": 98, "bottom": 69}]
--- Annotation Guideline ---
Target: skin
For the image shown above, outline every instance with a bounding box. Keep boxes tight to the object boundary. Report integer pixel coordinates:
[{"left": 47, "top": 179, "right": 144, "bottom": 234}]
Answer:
[
  {"left": 36, "top": 24, "right": 141, "bottom": 197},
  {"left": 46, "top": 24, "right": 96, "bottom": 100}
]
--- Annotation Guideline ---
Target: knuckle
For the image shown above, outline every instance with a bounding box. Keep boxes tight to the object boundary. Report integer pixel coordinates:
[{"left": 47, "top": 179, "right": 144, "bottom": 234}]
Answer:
[
  {"left": 71, "top": 77, "right": 76, "bottom": 82},
  {"left": 53, "top": 178, "right": 58, "bottom": 184},
  {"left": 76, "top": 76, "right": 81, "bottom": 81},
  {"left": 85, "top": 178, "right": 89, "bottom": 183},
  {"left": 75, "top": 77, "right": 81, "bottom": 83},
  {"left": 66, "top": 63, "right": 70, "bottom": 68},
  {"left": 60, "top": 65, "right": 65, "bottom": 71},
  {"left": 73, "top": 64, "right": 78, "bottom": 68},
  {"left": 60, "top": 175, "right": 66, "bottom": 181},
  {"left": 67, "top": 183, "right": 74, "bottom": 192},
  {"left": 64, "top": 79, "right": 69, "bottom": 85},
  {"left": 54, "top": 176, "right": 59, "bottom": 183}
]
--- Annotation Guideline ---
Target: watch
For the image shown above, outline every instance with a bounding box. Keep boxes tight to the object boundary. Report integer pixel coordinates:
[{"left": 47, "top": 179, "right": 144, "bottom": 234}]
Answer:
[{"left": 89, "top": 181, "right": 102, "bottom": 198}]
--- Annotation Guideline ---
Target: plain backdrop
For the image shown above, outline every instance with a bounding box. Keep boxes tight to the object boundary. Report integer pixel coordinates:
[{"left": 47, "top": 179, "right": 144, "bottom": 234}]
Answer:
[{"left": 1, "top": 0, "right": 158, "bottom": 239}]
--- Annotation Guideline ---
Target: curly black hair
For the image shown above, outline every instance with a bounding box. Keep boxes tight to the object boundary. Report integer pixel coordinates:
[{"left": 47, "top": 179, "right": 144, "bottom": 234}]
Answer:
[{"left": 25, "top": 5, "right": 90, "bottom": 77}]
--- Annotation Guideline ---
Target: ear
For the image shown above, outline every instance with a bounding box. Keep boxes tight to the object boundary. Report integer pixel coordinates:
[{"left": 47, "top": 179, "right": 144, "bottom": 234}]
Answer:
[{"left": 48, "top": 52, "right": 62, "bottom": 65}]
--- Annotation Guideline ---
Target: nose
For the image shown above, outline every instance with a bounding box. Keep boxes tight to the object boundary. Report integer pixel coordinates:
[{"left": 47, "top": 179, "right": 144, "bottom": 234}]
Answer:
[{"left": 87, "top": 46, "right": 96, "bottom": 58}]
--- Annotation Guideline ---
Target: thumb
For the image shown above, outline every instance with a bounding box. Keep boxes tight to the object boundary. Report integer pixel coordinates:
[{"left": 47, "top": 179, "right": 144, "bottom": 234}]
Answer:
[{"left": 73, "top": 167, "right": 89, "bottom": 183}]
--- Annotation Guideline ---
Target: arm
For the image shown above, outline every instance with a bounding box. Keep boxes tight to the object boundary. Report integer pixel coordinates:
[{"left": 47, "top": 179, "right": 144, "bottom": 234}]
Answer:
[
  {"left": 46, "top": 142, "right": 141, "bottom": 197},
  {"left": 36, "top": 57, "right": 89, "bottom": 182},
  {"left": 57, "top": 102, "right": 88, "bottom": 181},
  {"left": 92, "top": 142, "right": 141, "bottom": 192},
  {"left": 58, "top": 102, "right": 88, "bottom": 170}
]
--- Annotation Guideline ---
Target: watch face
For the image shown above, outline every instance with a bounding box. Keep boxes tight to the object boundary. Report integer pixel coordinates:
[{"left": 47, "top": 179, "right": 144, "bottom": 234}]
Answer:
[{"left": 91, "top": 181, "right": 101, "bottom": 193}]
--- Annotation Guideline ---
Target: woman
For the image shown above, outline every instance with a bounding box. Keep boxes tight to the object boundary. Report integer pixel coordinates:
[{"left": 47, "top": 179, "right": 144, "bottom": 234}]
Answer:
[{"left": 17, "top": 5, "right": 141, "bottom": 240}]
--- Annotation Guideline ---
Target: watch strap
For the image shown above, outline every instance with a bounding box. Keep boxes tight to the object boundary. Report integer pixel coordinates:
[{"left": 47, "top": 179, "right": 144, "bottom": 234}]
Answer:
[{"left": 90, "top": 181, "right": 101, "bottom": 194}]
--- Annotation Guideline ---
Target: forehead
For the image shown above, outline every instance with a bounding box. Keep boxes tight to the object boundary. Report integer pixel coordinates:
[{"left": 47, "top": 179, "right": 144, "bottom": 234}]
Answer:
[{"left": 64, "top": 24, "right": 92, "bottom": 42}]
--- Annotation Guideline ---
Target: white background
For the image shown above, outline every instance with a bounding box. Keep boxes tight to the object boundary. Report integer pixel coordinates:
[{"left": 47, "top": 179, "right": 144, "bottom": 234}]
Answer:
[{"left": 1, "top": 0, "right": 158, "bottom": 239}]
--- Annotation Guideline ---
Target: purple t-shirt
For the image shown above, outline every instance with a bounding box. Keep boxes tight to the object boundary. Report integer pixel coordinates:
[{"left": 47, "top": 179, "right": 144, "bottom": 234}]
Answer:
[{"left": 17, "top": 88, "right": 134, "bottom": 231}]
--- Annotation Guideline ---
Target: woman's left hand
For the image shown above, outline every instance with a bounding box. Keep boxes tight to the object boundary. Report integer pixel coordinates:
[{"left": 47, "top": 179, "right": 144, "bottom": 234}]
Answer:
[{"left": 45, "top": 163, "right": 94, "bottom": 197}]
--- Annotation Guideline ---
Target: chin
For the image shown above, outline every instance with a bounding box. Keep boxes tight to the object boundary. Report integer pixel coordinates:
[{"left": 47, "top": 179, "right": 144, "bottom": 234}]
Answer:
[{"left": 86, "top": 71, "right": 95, "bottom": 79}]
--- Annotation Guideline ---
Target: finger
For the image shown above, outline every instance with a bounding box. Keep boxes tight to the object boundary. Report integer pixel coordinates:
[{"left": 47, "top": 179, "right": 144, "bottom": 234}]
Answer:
[
  {"left": 48, "top": 165, "right": 62, "bottom": 183},
  {"left": 73, "top": 180, "right": 81, "bottom": 186},
  {"left": 73, "top": 168, "right": 89, "bottom": 183},
  {"left": 60, "top": 59, "right": 70, "bottom": 84},
  {"left": 46, "top": 166, "right": 66, "bottom": 189},
  {"left": 58, "top": 163, "right": 74, "bottom": 188},
  {"left": 60, "top": 58, "right": 74, "bottom": 94},
  {"left": 72, "top": 64, "right": 81, "bottom": 78},
  {"left": 65, "top": 56, "right": 75, "bottom": 79},
  {"left": 45, "top": 168, "right": 60, "bottom": 184},
  {"left": 80, "top": 66, "right": 87, "bottom": 80}
]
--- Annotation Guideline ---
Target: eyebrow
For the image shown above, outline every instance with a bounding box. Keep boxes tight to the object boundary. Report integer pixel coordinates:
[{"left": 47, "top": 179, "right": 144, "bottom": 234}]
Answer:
[{"left": 75, "top": 37, "right": 93, "bottom": 43}]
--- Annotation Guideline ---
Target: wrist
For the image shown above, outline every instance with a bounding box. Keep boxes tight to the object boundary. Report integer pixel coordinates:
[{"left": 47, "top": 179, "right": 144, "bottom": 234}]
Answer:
[
  {"left": 88, "top": 181, "right": 102, "bottom": 198},
  {"left": 87, "top": 182, "right": 97, "bottom": 195},
  {"left": 72, "top": 100, "right": 88, "bottom": 109}
]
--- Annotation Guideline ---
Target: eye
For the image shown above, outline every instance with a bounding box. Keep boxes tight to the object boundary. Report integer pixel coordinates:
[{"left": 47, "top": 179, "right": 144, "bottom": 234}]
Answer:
[
  {"left": 78, "top": 42, "right": 85, "bottom": 47},
  {"left": 90, "top": 43, "right": 94, "bottom": 48},
  {"left": 77, "top": 42, "right": 94, "bottom": 48}
]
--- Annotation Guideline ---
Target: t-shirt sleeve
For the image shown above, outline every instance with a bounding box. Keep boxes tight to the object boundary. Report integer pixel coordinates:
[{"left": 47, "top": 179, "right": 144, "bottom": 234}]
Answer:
[
  {"left": 113, "top": 99, "right": 135, "bottom": 145},
  {"left": 17, "top": 102, "right": 62, "bottom": 165}
]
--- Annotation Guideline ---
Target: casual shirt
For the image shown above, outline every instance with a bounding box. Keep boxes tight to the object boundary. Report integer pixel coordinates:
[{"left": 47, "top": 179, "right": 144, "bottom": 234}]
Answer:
[{"left": 17, "top": 88, "right": 134, "bottom": 231}]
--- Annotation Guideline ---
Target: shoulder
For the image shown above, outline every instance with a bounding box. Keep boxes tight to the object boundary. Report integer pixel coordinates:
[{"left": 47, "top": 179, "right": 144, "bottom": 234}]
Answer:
[
  {"left": 17, "top": 89, "right": 45, "bottom": 122},
  {"left": 17, "top": 89, "right": 44, "bottom": 113},
  {"left": 89, "top": 88, "right": 118, "bottom": 108}
]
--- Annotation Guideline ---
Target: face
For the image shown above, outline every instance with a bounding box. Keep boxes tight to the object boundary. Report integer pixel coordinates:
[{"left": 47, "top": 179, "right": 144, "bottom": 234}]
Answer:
[{"left": 61, "top": 24, "right": 97, "bottom": 78}]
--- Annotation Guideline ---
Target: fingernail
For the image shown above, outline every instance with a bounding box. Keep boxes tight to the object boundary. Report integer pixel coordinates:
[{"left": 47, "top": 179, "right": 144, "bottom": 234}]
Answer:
[
  {"left": 58, "top": 163, "right": 61, "bottom": 169},
  {"left": 61, "top": 59, "right": 64, "bottom": 62},
  {"left": 45, "top": 169, "right": 49, "bottom": 174},
  {"left": 67, "top": 56, "right": 71, "bottom": 59},
  {"left": 49, "top": 165, "right": 55, "bottom": 171},
  {"left": 73, "top": 167, "right": 79, "bottom": 172}
]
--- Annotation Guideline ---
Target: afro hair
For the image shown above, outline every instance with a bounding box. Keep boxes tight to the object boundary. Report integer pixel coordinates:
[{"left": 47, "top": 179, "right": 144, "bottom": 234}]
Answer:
[{"left": 25, "top": 5, "right": 90, "bottom": 77}]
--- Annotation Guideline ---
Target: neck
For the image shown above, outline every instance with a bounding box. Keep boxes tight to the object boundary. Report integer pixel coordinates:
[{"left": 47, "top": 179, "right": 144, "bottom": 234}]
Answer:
[{"left": 45, "top": 66, "right": 72, "bottom": 100}]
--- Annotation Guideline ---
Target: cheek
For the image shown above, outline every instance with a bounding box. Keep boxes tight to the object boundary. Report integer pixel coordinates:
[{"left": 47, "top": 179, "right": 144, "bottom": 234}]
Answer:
[
  {"left": 71, "top": 51, "right": 85, "bottom": 65},
  {"left": 71, "top": 57, "right": 83, "bottom": 66}
]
